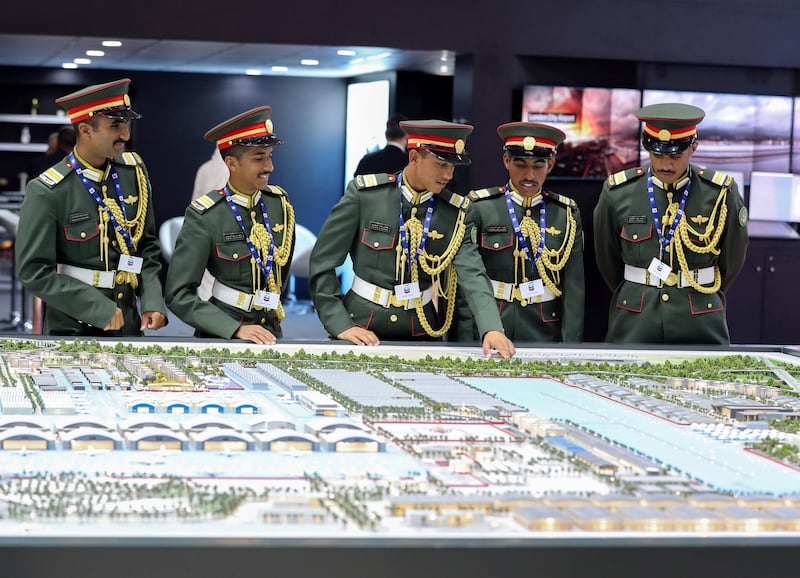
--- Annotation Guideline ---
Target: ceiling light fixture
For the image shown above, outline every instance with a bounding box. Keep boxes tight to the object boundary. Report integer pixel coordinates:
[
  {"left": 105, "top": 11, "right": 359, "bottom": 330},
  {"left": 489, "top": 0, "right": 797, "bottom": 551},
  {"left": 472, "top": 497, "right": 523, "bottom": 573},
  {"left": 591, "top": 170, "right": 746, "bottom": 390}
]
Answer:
[
  {"left": 300, "top": 59, "right": 319, "bottom": 66},
  {"left": 61, "top": 63, "right": 78, "bottom": 69},
  {"left": 74, "top": 58, "right": 91, "bottom": 65},
  {"left": 337, "top": 49, "right": 357, "bottom": 56},
  {"left": 245, "top": 69, "right": 262, "bottom": 76},
  {"left": 86, "top": 50, "right": 105, "bottom": 57},
  {"left": 271, "top": 66, "right": 288, "bottom": 72},
  {"left": 101, "top": 40, "right": 122, "bottom": 47}
]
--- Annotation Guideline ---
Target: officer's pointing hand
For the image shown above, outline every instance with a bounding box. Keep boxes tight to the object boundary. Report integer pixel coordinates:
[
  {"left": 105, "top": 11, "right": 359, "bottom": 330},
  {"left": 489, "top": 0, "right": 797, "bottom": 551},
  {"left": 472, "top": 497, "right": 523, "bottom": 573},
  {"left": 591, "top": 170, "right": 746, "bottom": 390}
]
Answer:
[
  {"left": 482, "top": 330, "right": 516, "bottom": 359},
  {"left": 103, "top": 307, "right": 125, "bottom": 331},
  {"left": 338, "top": 326, "right": 380, "bottom": 347}
]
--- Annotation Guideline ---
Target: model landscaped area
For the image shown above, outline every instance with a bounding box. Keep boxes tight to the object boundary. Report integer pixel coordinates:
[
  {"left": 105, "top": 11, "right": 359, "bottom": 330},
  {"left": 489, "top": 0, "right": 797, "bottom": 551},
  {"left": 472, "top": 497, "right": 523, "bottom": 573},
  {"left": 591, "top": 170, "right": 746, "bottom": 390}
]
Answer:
[{"left": 1, "top": 337, "right": 800, "bottom": 536}]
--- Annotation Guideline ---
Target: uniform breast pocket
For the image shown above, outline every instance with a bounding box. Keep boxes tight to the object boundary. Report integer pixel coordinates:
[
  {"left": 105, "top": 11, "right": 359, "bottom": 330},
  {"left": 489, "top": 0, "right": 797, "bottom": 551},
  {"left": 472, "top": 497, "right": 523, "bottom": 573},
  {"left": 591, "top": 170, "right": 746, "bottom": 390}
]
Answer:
[
  {"left": 619, "top": 223, "right": 653, "bottom": 262},
  {"left": 359, "top": 228, "right": 396, "bottom": 268},
  {"left": 480, "top": 231, "right": 513, "bottom": 252},
  {"left": 215, "top": 241, "right": 251, "bottom": 278},
  {"left": 63, "top": 220, "right": 100, "bottom": 260}
]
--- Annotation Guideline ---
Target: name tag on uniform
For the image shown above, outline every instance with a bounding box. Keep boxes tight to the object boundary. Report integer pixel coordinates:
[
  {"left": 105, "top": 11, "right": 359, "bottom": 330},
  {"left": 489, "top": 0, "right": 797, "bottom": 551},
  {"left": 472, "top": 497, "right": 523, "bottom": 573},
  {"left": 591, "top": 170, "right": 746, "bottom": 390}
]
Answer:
[
  {"left": 117, "top": 255, "right": 143, "bottom": 274},
  {"left": 255, "top": 290, "right": 281, "bottom": 310},
  {"left": 394, "top": 282, "right": 421, "bottom": 301},
  {"left": 519, "top": 279, "right": 545, "bottom": 299},
  {"left": 647, "top": 257, "right": 672, "bottom": 282}
]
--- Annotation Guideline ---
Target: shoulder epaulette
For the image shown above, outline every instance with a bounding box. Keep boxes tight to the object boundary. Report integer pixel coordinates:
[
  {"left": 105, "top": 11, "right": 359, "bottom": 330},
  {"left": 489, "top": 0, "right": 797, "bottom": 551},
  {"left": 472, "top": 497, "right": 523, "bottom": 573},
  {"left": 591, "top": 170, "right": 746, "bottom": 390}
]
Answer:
[
  {"left": 543, "top": 190, "right": 577, "bottom": 208},
  {"left": 265, "top": 184, "right": 288, "bottom": 197},
  {"left": 697, "top": 168, "right": 732, "bottom": 188},
  {"left": 354, "top": 173, "right": 396, "bottom": 190},
  {"left": 445, "top": 192, "right": 470, "bottom": 210},
  {"left": 468, "top": 186, "right": 503, "bottom": 202},
  {"left": 190, "top": 191, "right": 225, "bottom": 213},
  {"left": 607, "top": 167, "right": 645, "bottom": 189},
  {"left": 116, "top": 151, "right": 143, "bottom": 166},
  {"left": 36, "top": 162, "right": 73, "bottom": 189}
]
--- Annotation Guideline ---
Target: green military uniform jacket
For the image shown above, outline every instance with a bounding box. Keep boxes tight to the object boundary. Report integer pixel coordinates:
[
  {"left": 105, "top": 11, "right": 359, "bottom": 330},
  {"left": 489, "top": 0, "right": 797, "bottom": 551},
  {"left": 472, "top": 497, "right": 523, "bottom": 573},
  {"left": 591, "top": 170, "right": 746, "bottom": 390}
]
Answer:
[
  {"left": 15, "top": 152, "right": 166, "bottom": 336},
  {"left": 451, "top": 186, "right": 584, "bottom": 343},
  {"left": 593, "top": 164, "right": 748, "bottom": 344},
  {"left": 309, "top": 174, "right": 505, "bottom": 340},
  {"left": 165, "top": 186, "right": 294, "bottom": 339}
]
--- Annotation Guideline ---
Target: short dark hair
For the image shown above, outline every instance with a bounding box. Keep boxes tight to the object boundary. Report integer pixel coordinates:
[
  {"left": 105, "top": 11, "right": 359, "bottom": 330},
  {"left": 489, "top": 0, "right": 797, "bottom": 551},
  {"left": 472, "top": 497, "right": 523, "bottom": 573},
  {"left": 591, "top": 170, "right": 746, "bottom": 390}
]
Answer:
[
  {"left": 385, "top": 113, "right": 407, "bottom": 141},
  {"left": 57, "top": 126, "right": 76, "bottom": 150},
  {"left": 220, "top": 145, "right": 245, "bottom": 161}
]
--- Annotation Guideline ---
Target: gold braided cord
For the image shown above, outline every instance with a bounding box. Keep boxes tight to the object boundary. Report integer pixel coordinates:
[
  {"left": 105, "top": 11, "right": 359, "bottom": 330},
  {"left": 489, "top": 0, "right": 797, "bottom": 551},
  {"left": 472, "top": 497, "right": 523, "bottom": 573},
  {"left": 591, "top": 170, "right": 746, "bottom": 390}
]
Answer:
[
  {"left": 677, "top": 186, "right": 727, "bottom": 255},
  {"left": 405, "top": 210, "right": 466, "bottom": 277},
  {"left": 516, "top": 207, "right": 577, "bottom": 297},
  {"left": 97, "top": 166, "right": 149, "bottom": 289},
  {"left": 412, "top": 264, "right": 458, "bottom": 337},
  {"left": 247, "top": 196, "right": 295, "bottom": 322},
  {"left": 673, "top": 239, "right": 721, "bottom": 294},
  {"left": 668, "top": 186, "right": 729, "bottom": 295}
]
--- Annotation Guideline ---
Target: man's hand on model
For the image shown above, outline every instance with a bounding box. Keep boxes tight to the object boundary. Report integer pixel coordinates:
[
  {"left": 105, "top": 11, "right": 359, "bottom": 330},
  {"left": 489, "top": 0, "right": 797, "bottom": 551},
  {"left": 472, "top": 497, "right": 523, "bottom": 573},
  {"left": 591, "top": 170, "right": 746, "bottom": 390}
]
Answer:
[
  {"left": 482, "top": 330, "right": 516, "bottom": 359},
  {"left": 234, "top": 325, "right": 277, "bottom": 345},
  {"left": 337, "top": 326, "right": 380, "bottom": 346}
]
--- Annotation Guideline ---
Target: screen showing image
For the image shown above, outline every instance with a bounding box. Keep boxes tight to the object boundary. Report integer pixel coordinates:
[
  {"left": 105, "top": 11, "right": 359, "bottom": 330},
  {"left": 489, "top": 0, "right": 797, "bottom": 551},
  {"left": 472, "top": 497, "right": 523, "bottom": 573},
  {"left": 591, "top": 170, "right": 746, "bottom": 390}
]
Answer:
[
  {"left": 521, "top": 85, "right": 642, "bottom": 178},
  {"left": 747, "top": 171, "right": 800, "bottom": 222},
  {"left": 642, "top": 90, "right": 793, "bottom": 181}
]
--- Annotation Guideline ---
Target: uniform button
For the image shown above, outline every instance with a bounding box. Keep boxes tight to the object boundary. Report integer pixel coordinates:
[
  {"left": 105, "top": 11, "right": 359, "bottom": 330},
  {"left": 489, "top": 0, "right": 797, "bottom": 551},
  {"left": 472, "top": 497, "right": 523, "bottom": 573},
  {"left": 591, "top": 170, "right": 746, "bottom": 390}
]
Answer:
[
  {"left": 493, "top": 242, "right": 499, "bottom": 248},
  {"left": 390, "top": 314, "right": 398, "bottom": 322},
  {"left": 622, "top": 300, "right": 627, "bottom": 306},
  {"left": 661, "top": 294, "right": 670, "bottom": 302},
  {"left": 112, "top": 240, "right": 118, "bottom": 247},
  {"left": 232, "top": 252, "right": 239, "bottom": 259},
  {"left": 117, "top": 292, "right": 124, "bottom": 300},
  {"left": 707, "top": 303, "right": 712, "bottom": 309},
  {"left": 551, "top": 312, "right": 557, "bottom": 317},
  {"left": 373, "top": 241, "right": 380, "bottom": 248},
  {"left": 80, "top": 232, "right": 86, "bottom": 238},
  {"left": 349, "top": 313, "right": 354, "bottom": 318},
  {"left": 260, "top": 318, "right": 266, "bottom": 324},
  {"left": 632, "top": 234, "right": 638, "bottom": 240}
]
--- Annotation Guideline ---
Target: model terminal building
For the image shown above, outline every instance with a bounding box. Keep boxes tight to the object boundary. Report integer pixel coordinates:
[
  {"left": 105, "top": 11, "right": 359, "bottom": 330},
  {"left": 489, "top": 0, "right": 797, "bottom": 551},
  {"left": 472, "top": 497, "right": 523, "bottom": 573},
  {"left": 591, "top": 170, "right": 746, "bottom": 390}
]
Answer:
[{"left": 1, "top": 338, "right": 800, "bottom": 536}]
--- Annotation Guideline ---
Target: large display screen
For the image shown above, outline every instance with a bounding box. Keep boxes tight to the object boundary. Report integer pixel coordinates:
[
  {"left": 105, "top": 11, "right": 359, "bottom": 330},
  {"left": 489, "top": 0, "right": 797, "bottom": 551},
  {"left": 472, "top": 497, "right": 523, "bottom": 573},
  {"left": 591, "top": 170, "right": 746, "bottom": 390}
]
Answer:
[
  {"left": 521, "top": 85, "right": 642, "bottom": 178},
  {"left": 748, "top": 170, "right": 800, "bottom": 222},
  {"left": 641, "top": 90, "right": 793, "bottom": 180}
]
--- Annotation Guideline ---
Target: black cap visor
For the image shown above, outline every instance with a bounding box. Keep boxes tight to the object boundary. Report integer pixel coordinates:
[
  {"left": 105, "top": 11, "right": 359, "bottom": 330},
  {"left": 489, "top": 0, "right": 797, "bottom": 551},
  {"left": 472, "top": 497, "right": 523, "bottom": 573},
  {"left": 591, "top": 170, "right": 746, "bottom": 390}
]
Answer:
[
  {"left": 504, "top": 145, "right": 555, "bottom": 159},
  {"left": 237, "top": 134, "right": 283, "bottom": 147},
  {"left": 642, "top": 134, "right": 695, "bottom": 155},
  {"left": 99, "top": 106, "right": 142, "bottom": 121}
]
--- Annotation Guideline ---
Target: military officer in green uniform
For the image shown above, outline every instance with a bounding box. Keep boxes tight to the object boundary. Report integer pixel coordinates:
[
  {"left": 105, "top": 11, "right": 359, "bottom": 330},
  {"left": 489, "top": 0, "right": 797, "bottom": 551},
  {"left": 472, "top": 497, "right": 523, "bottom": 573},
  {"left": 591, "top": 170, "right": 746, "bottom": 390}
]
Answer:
[
  {"left": 593, "top": 103, "right": 749, "bottom": 344},
  {"left": 165, "top": 106, "right": 294, "bottom": 344},
  {"left": 451, "top": 122, "right": 584, "bottom": 343},
  {"left": 309, "top": 120, "right": 516, "bottom": 358},
  {"left": 16, "top": 79, "right": 167, "bottom": 336}
]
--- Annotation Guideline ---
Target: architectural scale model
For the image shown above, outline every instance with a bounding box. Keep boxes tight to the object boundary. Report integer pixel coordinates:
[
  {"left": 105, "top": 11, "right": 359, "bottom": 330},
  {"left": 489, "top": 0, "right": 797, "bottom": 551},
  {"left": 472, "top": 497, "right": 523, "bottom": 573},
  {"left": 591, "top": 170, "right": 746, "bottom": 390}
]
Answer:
[{"left": 1, "top": 337, "right": 800, "bottom": 538}]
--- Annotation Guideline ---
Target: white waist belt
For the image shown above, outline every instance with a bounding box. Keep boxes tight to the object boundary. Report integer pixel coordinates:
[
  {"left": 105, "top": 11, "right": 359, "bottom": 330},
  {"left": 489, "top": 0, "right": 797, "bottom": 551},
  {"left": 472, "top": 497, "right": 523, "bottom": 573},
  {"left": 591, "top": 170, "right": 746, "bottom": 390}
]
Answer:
[
  {"left": 211, "top": 280, "right": 260, "bottom": 312},
  {"left": 490, "top": 279, "right": 557, "bottom": 303},
  {"left": 57, "top": 263, "right": 116, "bottom": 289},
  {"left": 351, "top": 275, "right": 433, "bottom": 309},
  {"left": 624, "top": 264, "right": 715, "bottom": 288}
]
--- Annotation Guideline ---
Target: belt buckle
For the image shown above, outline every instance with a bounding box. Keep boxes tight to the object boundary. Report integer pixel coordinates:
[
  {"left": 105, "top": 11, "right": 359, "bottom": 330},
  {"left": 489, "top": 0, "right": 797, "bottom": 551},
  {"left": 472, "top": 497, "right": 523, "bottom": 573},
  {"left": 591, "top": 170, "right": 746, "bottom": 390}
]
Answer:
[
  {"left": 387, "top": 292, "right": 407, "bottom": 309},
  {"left": 665, "top": 272, "right": 678, "bottom": 286}
]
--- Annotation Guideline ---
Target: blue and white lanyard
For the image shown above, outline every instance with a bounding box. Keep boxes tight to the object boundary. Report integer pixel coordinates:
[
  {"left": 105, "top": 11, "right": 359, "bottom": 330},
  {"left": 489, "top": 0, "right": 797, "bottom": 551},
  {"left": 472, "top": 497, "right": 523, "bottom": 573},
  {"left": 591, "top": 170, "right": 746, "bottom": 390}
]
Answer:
[
  {"left": 397, "top": 174, "right": 435, "bottom": 273},
  {"left": 647, "top": 168, "right": 691, "bottom": 257},
  {"left": 69, "top": 152, "right": 135, "bottom": 253},
  {"left": 223, "top": 186, "right": 274, "bottom": 284},
  {"left": 504, "top": 184, "right": 546, "bottom": 276}
]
